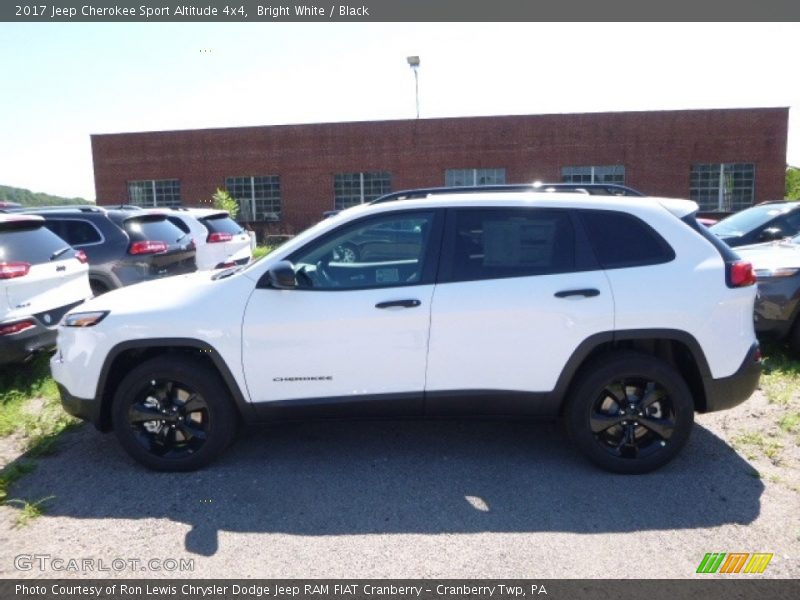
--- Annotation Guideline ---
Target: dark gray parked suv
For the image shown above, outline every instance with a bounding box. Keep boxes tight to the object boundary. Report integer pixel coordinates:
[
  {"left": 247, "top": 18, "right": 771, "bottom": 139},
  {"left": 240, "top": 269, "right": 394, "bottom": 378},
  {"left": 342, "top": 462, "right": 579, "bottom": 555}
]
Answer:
[{"left": 18, "top": 206, "right": 197, "bottom": 295}]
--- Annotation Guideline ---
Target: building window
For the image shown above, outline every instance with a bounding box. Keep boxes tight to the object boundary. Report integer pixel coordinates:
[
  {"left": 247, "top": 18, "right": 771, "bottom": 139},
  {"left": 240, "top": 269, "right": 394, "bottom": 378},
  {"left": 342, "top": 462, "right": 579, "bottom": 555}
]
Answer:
[
  {"left": 445, "top": 168, "right": 506, "bottom": 187},
  {"left": 561, "top": 165, "right": 625, "bottom": 185},
  {"left": 334, "top": 171, "right": 392, "bottom": 210},
  {"left": 127, "top": 179, "right": 181, "bottom": 208},
  {"left": 690, "top": 163, "right": 755, "bottom": 212},
  {"left": 224, "top": 175, "right": 281, "bottom": 222}
]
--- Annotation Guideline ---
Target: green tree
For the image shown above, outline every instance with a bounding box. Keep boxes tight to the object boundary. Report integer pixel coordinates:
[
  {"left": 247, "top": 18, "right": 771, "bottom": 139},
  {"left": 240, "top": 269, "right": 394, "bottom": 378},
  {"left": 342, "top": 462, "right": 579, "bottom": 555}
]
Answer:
[
  {"left": 211, "top": 188, "right": 239, "bottom": 219},
  {"left": 787, "top": 166, "right": 800, "bottom": 200}
]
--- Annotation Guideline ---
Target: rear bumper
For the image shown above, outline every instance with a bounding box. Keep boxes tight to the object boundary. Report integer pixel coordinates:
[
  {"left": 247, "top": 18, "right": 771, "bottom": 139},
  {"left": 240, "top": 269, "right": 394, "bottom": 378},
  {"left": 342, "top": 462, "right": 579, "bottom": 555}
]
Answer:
[
  {"left": 701, "top": 342, "right": 761, "bottom": 412},
  {"left": 0, "top": 321, "right": 57, "bottom": 364}
]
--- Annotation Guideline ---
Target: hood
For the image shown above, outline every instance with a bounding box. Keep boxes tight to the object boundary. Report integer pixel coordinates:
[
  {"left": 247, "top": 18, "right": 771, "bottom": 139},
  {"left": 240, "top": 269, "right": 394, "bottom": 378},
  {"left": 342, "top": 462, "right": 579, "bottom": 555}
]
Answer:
[
  {"left": 71, "top": 270, "right": 222, "bottom": 317},
  {"left": 736, "top": 241, "right": 800, "bottom": 271}
]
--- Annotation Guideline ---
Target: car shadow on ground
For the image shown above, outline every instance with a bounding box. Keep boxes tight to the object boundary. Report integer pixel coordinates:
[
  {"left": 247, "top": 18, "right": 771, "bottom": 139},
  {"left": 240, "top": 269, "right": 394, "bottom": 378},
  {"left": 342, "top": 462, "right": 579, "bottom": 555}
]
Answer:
[{"left": 8, "top": 419, "right": 763, "bottom": 556}]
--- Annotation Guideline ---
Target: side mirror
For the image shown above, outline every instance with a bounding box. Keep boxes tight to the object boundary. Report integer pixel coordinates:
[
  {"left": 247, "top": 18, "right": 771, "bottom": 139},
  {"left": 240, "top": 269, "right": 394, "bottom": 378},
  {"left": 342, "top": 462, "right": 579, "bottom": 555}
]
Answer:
[
  {"left": 759, "top": 227, "right": 785, "bottom": 242},
  {"left": 265, "top": 260, "right": 297, "bottom": 289}
]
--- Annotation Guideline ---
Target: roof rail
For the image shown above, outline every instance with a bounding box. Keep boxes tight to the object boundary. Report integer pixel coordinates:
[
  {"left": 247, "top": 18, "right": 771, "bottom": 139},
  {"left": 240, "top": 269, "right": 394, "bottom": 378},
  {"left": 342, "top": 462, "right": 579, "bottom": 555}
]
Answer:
[
  {"left": 369, "top": 182, "right": 645, "bottom": 205},
  {"left": 3, "top": 204, "right": 105, "bottom": 213}
]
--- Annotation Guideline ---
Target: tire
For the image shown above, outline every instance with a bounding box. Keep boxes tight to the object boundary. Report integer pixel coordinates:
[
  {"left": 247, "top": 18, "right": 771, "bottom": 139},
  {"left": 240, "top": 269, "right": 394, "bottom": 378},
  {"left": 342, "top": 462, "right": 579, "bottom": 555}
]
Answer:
[
  {"left": 564, "top": 351, "right": 694, "bottom": 474},
  {"left": 111, "top": 356, "right": 238, "bottom": 471},
  {"left": 90, "top": 280, "right": 109, "bottom": 296},
  {"left": 788, "top": 316, "right": 800, "bottom": 356}
]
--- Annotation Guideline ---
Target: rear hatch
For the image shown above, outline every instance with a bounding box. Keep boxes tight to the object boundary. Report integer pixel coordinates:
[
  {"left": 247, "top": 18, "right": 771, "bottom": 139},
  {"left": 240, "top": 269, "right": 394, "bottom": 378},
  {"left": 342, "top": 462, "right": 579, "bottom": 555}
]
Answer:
[
  {"left": 198, "top": 213, "right": 252, "bottom": 268},
  {"left": 1, "top": 216, "right": 90, "bottom": 323},
  {"left": 122, "top": 214, "right": 197, "bottom": 278}
]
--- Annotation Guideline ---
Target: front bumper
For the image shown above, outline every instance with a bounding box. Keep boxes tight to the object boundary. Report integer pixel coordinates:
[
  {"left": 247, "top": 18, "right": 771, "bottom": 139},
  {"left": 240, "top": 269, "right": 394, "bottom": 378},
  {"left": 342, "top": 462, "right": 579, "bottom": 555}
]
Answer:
[
  {"left": 57, "top": 383, "right": 104, "bottom": 429},
  {"left": 701, "top": 342, "right": 761, "bottom": 412}
]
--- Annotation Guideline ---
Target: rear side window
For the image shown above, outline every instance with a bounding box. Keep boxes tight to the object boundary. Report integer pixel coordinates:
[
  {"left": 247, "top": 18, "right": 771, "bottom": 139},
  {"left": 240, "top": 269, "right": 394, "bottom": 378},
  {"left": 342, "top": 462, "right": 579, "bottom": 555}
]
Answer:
[
  {"left": 124, "top": 217, "right": 188, "bottom": 243},
  {"left": 0, "top": 222, "right": 73, "bottom": 264},
  {"left": 578, "top": 210, "right": 675, "bottom": 269},
  {"left": 44, "top": 219, "right": 102, "bottom": 246},
  {"left": 167, "top": 216, "right": 191, "bottom": 234},
  {"left": 444, "top": 208, "right": 576, "bottom": 282},
  {"left": 202, "top": 215, "right": 244, "bottom": 235}
]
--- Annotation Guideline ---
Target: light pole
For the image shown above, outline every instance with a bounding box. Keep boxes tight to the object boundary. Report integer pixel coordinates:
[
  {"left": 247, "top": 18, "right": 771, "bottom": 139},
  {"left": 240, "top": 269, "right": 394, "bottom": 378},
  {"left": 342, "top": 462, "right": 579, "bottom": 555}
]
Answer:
[{"left": 406, "top": 56, "right": 420, "bottom": 119}]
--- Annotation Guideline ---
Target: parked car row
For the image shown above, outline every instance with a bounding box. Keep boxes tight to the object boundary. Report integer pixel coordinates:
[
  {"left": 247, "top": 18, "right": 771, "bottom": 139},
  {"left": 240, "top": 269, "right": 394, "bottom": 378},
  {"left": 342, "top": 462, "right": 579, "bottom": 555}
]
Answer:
[
  {"left": 0, "top": 205, "right": 251, "bottom": 365},
  {"left": 710, "top": 201, "right": 800, "bottom": 353}
]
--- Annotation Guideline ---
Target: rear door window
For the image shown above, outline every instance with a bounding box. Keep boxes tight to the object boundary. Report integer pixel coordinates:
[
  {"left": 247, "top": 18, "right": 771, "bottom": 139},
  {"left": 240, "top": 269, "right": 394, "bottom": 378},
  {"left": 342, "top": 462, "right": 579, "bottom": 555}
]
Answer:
[
  {"left": 441, "top": 208, "right": 576, "bottom": 282},
  {"left": 43, "top": 219, "right": 103, "bottom": 246}
]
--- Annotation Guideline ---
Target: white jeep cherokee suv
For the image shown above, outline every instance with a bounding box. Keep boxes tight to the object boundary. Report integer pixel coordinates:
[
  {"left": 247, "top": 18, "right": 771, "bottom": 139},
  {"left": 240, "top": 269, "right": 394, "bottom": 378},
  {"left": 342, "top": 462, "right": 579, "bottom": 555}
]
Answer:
[{"left": 51, "top": 192, "right": 761, "bottom": 473}]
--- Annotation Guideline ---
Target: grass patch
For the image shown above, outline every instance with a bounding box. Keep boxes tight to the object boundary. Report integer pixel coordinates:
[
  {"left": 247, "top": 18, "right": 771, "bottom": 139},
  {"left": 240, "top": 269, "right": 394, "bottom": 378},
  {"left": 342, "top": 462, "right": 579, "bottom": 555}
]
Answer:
[
  {"left": 0, "top": 354, "right": 59, "bottom": 436},
  {"left": 778, "top": 412, "right": 800, "bottom": 434},
  {"left": 760, "top": 344, "right": 800, "bottom": 406},
  {"left": 5, "top": 495, "right": 54, "bottom": 527},
  {"left": 252, "top": 244, "right": 278, "bottom": 261},
  {"left": 0, "top": 353, "right": 78, "bottom": 521},
  {"left": 0, "top": 462, "right": 36, "bottom": 502},
  {"left": 733, "top": 431, "right": 784, "bottom": 460}
]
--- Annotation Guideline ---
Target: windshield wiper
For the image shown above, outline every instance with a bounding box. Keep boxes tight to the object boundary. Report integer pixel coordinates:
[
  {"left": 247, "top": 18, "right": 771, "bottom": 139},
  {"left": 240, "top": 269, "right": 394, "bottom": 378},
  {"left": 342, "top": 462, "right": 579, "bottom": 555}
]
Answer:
[{"left": 50, "top": 247, "right": 70, "bottom": 261}]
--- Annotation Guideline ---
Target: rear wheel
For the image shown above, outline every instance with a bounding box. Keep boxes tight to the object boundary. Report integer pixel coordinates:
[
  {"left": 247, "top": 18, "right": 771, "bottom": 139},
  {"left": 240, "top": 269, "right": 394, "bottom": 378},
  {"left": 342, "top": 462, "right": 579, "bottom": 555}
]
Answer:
[
  {"left": 565, "top": 352, "right": 694, "bottom": 474},
  {"left": 788, "top": 316, "right": 800, "bottom": 356},
  {"left": 90, "top": 280, "right": 109, "bottom": 296},
  {"left": 111, "top": 356, "right": 237, "bottom": 471}
]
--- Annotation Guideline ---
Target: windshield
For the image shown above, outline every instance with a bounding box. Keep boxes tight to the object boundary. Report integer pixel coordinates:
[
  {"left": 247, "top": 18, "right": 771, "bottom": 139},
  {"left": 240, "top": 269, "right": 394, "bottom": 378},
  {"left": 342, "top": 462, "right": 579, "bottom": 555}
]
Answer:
[{"left": 710, "top": 204, "right": 790, "bottom": 236}]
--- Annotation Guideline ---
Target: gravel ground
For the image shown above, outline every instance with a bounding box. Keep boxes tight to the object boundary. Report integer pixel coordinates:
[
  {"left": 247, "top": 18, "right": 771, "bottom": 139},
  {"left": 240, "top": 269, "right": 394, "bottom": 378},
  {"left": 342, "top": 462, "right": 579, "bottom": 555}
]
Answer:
[{"left": 0, "top": 389, "right": 798, "bottom": 579}]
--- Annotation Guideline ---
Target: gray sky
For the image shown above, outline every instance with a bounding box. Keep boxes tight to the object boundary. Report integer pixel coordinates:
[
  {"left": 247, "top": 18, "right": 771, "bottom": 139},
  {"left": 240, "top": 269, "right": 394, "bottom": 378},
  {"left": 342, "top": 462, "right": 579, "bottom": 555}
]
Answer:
[{"left": 1, "top": 22, "right": 797, "bottom": 200}]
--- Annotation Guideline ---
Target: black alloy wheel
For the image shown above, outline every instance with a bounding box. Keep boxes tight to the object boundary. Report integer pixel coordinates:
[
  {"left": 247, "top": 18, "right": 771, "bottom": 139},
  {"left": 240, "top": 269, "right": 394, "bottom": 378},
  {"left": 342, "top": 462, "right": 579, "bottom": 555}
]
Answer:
[
  {"left": 112, "top": 356, "right": 237, "bottom": 471},
  {"left": 565, "top": 352, "right": 694, "bottom": 474}
]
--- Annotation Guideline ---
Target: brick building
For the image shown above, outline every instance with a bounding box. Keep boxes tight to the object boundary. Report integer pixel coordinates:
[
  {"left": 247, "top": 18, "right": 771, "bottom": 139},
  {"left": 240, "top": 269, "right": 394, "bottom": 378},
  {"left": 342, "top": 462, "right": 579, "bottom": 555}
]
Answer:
[{"left": 91, "top": 107, "right": 789, "bottom": 234}]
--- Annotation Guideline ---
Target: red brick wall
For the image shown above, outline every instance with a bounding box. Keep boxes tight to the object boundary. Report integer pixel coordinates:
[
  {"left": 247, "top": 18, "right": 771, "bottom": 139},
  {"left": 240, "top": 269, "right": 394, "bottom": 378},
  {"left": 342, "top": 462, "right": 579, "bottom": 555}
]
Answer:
[{"left": 92, "top": 107, "right": 789, "bottom": 233}]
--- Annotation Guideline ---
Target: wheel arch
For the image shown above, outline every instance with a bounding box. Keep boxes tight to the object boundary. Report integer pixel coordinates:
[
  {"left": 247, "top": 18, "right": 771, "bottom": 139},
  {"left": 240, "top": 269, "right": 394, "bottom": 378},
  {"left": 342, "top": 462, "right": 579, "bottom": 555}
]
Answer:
[
  {"left": 94, "top": 338, "right": 252, "bottom": 431},
  {"left": 553, "top": 329, "right": 712, "bottom": 415}
]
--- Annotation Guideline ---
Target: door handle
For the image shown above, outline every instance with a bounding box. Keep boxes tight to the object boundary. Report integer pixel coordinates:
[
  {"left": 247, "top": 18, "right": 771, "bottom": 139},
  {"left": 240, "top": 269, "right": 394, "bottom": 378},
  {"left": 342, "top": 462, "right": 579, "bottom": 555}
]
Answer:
[
  {"left": 375, "top": 299, "right": 421, "bottom": 309},
  {"left": 554, "top": 288, "right": 600, "bottom": 298}
]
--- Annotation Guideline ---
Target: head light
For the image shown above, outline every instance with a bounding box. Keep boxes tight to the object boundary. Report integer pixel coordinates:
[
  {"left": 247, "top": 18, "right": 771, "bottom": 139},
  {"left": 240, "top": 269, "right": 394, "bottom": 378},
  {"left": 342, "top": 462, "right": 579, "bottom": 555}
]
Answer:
[
  {"left": 754, "top": 267, "right": 800, "bottom": 279},
  {"left": 62, "top": 311, "right": 109, "bottom": 327}
]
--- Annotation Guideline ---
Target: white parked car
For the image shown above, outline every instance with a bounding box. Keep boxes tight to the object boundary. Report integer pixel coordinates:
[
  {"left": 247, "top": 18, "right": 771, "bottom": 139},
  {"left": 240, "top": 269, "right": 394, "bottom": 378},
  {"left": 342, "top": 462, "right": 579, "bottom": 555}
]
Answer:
[
  {"left": 1, "top": 214, "right": 91, "bottom": 364},
  {"left": 147, "top": 208, "right": 252, "bottom": 270},
  {"left": 52, "top": 190, "right": 761, "bottom": 473}
]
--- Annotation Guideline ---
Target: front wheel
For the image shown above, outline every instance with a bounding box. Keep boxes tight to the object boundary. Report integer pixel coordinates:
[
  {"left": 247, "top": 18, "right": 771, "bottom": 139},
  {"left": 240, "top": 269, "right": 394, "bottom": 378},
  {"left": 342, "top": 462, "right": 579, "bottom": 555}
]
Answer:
[
  {"left": 564, "top": 352, "right": 694, "bottom": 474},
  {"left": 111, "top": 356, "right": 238, "bottom": 471}
]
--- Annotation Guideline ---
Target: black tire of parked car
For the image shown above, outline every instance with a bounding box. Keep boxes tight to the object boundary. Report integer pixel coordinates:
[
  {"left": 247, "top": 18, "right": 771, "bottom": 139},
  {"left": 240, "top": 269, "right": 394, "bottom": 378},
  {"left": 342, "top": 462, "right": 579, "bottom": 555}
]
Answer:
[
  {"left": 564, "top": 352, "right": 694, "bottom": 474},
  {"left": 111, "top": 356, "right": 238, "bottom": 471},
  {"left": 788, "top": 317, "right": 800, "bottom": 356}
]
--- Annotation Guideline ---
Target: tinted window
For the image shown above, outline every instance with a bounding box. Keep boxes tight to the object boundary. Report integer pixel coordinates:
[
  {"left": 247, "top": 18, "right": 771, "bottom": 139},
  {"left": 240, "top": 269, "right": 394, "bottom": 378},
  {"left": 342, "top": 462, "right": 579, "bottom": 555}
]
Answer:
[
  {"left": 167, "top": 216, "right": 191, "bottom": 234},
  {"left": 0, "top": 222, "right": 74, "bottom": 264},
  {"left": 202, "top": 215, "right": 244, "bottom": 235},
  {"left": 124, "top": 216, "right": 188, "bottom": 243},
  {"left": 579, "top": 211, "right": 674, "bottom": 268},
  {"left": 44, "top": 219, "right": 102, "bottom": 246},
  {"left": 710, "top": 204, "right": 794, "bottom": 237},
  {"left": 446, "top": 208, "right": 575, "bottom": 282},
  {"left": 289, "top": 212, "right": 435, "bottom": 290}
]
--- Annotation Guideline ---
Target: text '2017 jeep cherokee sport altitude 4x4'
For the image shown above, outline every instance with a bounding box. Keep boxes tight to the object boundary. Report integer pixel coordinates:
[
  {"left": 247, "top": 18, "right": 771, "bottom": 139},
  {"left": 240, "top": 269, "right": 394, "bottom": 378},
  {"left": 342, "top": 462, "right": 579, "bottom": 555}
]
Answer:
[{"left": 51, "top": 191, "right": 761, "bottom": 473}]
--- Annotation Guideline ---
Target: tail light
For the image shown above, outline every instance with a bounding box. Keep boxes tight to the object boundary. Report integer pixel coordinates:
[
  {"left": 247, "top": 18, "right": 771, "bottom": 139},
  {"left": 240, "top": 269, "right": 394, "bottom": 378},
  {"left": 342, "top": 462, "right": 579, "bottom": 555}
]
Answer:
[
  {"left": 0, "top": 319, "right": 35, "bottom": 336},
  {"left": 129, "top": 241, "right": 168, "bottom": 255},
  {"left": 727, "top": 260, "right": 756, "bottom": 287},
  {"left": 75, "top": 250, "right": 89, "bottom": 264},
  {"left": 207, "top": 232, "right": 233, "bottom": 243},
  {"left": 0, "top": 262, "right": 31, "bottom": 279}
]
